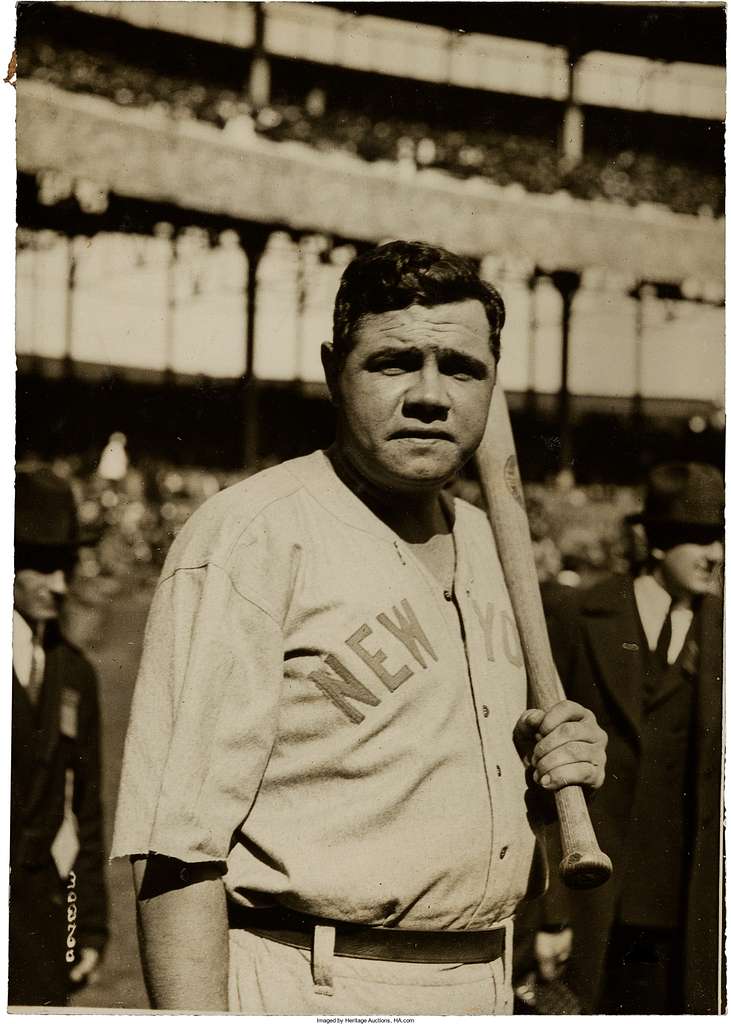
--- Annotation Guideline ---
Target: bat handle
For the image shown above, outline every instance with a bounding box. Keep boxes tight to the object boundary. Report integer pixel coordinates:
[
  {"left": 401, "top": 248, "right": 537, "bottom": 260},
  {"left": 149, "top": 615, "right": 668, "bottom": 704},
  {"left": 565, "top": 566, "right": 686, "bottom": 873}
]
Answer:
[{"left": 555, "top": 785, "right": 613, "bottom": 889}]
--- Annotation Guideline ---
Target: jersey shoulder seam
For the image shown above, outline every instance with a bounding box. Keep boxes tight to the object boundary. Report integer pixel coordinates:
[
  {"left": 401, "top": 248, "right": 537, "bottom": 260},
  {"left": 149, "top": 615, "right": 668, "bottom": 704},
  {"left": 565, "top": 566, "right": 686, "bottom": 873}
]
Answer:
[{"left": 156, "top": 562, "right": 279, "bottom": 625}]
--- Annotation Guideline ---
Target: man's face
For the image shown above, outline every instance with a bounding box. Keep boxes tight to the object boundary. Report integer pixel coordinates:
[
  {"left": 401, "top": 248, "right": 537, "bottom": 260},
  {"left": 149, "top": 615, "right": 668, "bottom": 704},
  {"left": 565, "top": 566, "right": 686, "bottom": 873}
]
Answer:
[
  {"left": 325, "top": 300, "right": 496, "bottom": 495},
  {"left": 14, "top": 568, "right": 68, "bottom": 624},
  {"left": 655, "top": 539, "right": 723, "bottom": 599}
]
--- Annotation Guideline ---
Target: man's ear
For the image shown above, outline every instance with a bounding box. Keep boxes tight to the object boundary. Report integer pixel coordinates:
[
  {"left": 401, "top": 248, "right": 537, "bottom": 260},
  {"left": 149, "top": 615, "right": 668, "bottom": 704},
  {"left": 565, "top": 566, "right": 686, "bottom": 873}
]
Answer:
[
  {"left": 651, "top": 547, "right": 666, "bottom": 562},
  {"left": 321, "top": 342, "right": 341, "bottom": 406}
]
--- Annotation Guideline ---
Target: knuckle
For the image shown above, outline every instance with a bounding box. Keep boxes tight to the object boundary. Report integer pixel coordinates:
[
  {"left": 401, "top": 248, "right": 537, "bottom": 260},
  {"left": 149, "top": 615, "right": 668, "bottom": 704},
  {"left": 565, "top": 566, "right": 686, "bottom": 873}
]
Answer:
[
  {"left": 532, "top": 739, "right": 547, "bottom": 761},
  {"left": 567, "top": 740, "right": 584, "bottom": 761},
  {"left": 556, "top": 722, "right": 574, "bottom": 743}
]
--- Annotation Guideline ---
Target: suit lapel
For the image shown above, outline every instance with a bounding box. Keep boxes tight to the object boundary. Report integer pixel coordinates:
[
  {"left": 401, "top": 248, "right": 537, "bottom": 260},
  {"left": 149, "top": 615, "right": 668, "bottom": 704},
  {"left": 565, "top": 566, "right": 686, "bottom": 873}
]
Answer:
[
  {"left": 644, "top": 661, "right": 686, "bottom": 711},
  {"left": 582, "top": 577, "right": 645, "bottom": 742},
  {"left": 11, "top": 670, "right": 36, "bottom": 730},
  {"left": 36, "top": 644, "right": 63, "bottom": 763},
  {"left": 693, "top": 596, "right": 722, "bottom": 763},
  {"left": 644, "top": 617, "right": 698, "bottom": 711},
  {"left": 23, "top": 644, "right": 63, "bottom": 816},
  {"left": 11, "top": 672, "right": 38, "bottom": 809}
]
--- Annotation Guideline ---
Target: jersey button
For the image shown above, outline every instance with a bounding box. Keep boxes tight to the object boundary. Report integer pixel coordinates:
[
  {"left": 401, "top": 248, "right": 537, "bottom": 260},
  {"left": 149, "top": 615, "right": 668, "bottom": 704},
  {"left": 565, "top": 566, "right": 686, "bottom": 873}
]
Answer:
[
  {"left": 443, "top": 589, "right": 452, "bottom": 601},
  {"left": 481, "top": 705, "right": 490, "bottom": 718},
  {"left": 496, "top": 764, "right": 502, "bottom": 777},
  {"left": 499, "top": 846, "right": 508, "bottom": 860}
]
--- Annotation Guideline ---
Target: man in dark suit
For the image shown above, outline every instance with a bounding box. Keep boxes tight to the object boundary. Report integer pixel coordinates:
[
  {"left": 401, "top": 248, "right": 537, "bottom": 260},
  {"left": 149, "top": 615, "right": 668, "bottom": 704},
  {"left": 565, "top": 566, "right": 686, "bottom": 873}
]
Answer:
[
  {"left": 10, "top": 469, "right": 108, "bottom": 1007},
  {"left": 535, "top": 462, "right": 724, "bottom": 1014}
]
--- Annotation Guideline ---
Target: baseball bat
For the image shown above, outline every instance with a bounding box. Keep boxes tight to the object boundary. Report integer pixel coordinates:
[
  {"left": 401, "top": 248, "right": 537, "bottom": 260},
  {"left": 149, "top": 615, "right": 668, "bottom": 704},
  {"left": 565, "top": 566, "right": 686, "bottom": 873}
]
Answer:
[{"left": 473, "top": 381, "right": 612, "bottom": 890}]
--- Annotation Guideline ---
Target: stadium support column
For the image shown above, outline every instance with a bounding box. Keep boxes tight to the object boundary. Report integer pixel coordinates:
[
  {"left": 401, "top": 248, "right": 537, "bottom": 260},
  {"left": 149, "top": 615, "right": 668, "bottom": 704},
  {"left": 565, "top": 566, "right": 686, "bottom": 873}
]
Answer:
[
  {"left": 249, "top": 2, "right": 271, "bottom": 110},
  {"left": 240, "top": 228, "right": 270, "bottom": 470},
  {"left": 157, "top": 222, "right": 177, "bottom": 381},
  {"left": 561, "top": 48, "right": 585, "bottom": 171},
  {"left": 62, "top": 235, "right": 77, "bottom": 380},
  {"left": 632, "top": 282, "right": 653, "bottom": 426},
  {"left": 551, "top": 270, "right": 580, "bottom": 471},
  {"left": 525, "top": 271, "right": 539, "bottom": 416}
]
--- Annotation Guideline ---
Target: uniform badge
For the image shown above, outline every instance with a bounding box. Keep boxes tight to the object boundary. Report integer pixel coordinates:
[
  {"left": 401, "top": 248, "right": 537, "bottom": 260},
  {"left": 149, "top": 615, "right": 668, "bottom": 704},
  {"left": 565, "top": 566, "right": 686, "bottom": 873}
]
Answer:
[{"left": 60, "top": 687, "right": 80, "bottom": 739}]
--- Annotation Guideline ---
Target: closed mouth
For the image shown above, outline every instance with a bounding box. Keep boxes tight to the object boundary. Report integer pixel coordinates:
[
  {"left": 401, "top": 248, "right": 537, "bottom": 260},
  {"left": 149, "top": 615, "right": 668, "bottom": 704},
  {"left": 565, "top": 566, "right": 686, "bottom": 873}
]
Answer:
[{"left": 390, "top": 429, "right": 454, "bottom": 441}]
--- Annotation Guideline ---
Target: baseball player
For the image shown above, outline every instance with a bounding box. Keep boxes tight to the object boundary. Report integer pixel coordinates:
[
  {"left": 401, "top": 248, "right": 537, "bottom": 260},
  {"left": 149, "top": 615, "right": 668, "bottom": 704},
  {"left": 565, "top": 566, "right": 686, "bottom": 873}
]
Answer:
[{"left": 112, "top": 241, "right": 607, "bottom": 1014}]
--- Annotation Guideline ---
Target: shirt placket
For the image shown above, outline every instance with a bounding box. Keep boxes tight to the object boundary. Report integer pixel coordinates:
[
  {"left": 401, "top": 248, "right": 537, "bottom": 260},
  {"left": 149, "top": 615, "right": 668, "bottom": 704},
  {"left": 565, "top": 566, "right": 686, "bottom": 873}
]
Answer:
[
  {"left": 391, "top": 536, "right": 497, "bottom": 916},
  {"left": 452, "top": 546, "right": 523, "bottom": 922}
]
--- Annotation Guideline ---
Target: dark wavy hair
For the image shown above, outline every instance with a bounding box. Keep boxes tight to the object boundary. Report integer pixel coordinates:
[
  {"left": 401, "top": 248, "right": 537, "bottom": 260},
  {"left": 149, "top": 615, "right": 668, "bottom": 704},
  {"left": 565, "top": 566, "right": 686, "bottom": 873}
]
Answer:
[{"left": 332, "top": 240, "right": 505, "bottom": 362}]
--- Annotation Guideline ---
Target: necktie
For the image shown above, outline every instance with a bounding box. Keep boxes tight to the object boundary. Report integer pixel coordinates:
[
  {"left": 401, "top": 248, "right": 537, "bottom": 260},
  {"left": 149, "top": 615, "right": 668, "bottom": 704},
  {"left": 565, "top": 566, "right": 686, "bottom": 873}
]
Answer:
[
  {"left": 27, "top": 631, "right": 45, "bottom": 705},
  {"left": 654, "top": 606, "right": 673, "bottom": 669}
]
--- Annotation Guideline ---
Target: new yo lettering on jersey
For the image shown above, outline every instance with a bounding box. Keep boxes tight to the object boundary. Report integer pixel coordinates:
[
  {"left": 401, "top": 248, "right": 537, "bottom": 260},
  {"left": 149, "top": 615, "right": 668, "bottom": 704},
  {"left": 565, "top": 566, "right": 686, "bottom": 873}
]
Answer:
[
  {"left": 309, "top": 595, "right": 523, "bottom": 722},
  {"left": 470, "top": 596, "right": 525, "bottom": 670}
]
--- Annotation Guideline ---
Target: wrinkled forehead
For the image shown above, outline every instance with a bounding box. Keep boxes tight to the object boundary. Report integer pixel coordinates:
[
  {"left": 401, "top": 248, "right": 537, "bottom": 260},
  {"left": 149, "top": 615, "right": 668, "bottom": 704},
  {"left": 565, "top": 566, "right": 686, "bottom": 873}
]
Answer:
[{"left": 352, "top": 300, "right": 492, "bottom": 352}]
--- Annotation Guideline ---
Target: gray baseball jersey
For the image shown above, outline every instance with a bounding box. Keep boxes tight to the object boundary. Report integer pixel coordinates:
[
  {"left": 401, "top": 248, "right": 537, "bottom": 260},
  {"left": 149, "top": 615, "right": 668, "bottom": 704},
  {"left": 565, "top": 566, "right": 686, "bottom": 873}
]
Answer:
[{"left": 112, "top": 450, "right": 544, "bottom": 929}]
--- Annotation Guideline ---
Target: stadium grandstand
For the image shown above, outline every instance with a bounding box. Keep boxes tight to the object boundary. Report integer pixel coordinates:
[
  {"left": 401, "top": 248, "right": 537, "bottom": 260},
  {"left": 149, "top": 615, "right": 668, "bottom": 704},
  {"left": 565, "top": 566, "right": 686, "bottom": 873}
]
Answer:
[{"left": 16, "top": 1, "right": 724, "bottom": 484}]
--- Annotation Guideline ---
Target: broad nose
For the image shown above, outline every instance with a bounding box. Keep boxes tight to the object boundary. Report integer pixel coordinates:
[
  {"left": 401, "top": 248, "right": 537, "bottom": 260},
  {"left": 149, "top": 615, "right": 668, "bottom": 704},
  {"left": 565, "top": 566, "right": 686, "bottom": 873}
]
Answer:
[
  {"left": 704, "top": 541, "right": 724, "bottom": 565},
  {"left": 403, "top": 360, "right": 450, "bottom": 420},
  {"left": 47, "top": 570, "right": 68, "bottom": 595}
]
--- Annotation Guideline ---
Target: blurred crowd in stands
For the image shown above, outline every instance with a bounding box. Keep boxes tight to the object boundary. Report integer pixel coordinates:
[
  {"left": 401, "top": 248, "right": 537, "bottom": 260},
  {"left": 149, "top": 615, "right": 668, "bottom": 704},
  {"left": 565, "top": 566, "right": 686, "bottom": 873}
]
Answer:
[
  {"left": 24, "top": 445, "right": 244, "bottom": 586},
  {"left": 20, "top": 439, "right": 646, "bottom": 603},
  {"left": 25, "top": 39, "right": 723, "bottom": 218}
]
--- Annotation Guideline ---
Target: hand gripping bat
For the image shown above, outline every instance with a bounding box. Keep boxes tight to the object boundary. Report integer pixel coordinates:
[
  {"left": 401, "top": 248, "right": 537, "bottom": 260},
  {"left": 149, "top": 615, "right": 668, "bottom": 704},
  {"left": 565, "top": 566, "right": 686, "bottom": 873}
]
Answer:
[{"left": 473, "top": 381, "right": 612, "bottom": 890}]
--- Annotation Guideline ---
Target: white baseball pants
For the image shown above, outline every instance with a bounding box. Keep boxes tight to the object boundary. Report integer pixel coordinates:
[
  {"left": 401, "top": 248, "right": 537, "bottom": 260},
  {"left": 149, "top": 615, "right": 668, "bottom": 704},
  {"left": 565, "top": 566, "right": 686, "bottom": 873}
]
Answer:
[{"left": 227, "top": 921, "right": 513, "bottom": 1015}]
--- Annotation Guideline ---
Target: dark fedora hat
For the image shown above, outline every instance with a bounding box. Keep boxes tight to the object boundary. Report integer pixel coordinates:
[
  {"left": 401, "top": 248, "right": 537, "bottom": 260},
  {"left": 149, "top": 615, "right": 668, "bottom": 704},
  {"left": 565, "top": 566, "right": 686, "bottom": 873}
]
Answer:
[
  {"left": 627, "top": 462, "right": 724, "bottom": 535},
  {"left": 15, "top": 468, "right": 80, "bottom": 549}
]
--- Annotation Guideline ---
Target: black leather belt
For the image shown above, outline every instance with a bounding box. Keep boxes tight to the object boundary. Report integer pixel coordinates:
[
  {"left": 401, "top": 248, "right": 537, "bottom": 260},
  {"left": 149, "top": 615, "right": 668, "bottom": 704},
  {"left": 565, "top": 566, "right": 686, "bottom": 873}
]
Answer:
[{"left": 228, "top": 904, "right": 505, "bottom": 964}]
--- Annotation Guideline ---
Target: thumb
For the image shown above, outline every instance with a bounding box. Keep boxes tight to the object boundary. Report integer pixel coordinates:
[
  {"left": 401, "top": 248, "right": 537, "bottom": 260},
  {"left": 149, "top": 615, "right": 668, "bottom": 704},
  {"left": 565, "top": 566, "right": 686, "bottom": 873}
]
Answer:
[{"left": 514, "top": 708, "right": 545, "bottom": 763}]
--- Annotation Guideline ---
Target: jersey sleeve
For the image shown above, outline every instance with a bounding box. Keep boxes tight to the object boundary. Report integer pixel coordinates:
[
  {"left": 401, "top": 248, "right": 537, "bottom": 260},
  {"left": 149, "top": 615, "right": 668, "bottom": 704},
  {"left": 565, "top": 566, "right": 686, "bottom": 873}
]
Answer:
[{"left": 111, "top": 561, "right": 283, "bottom": 864}]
